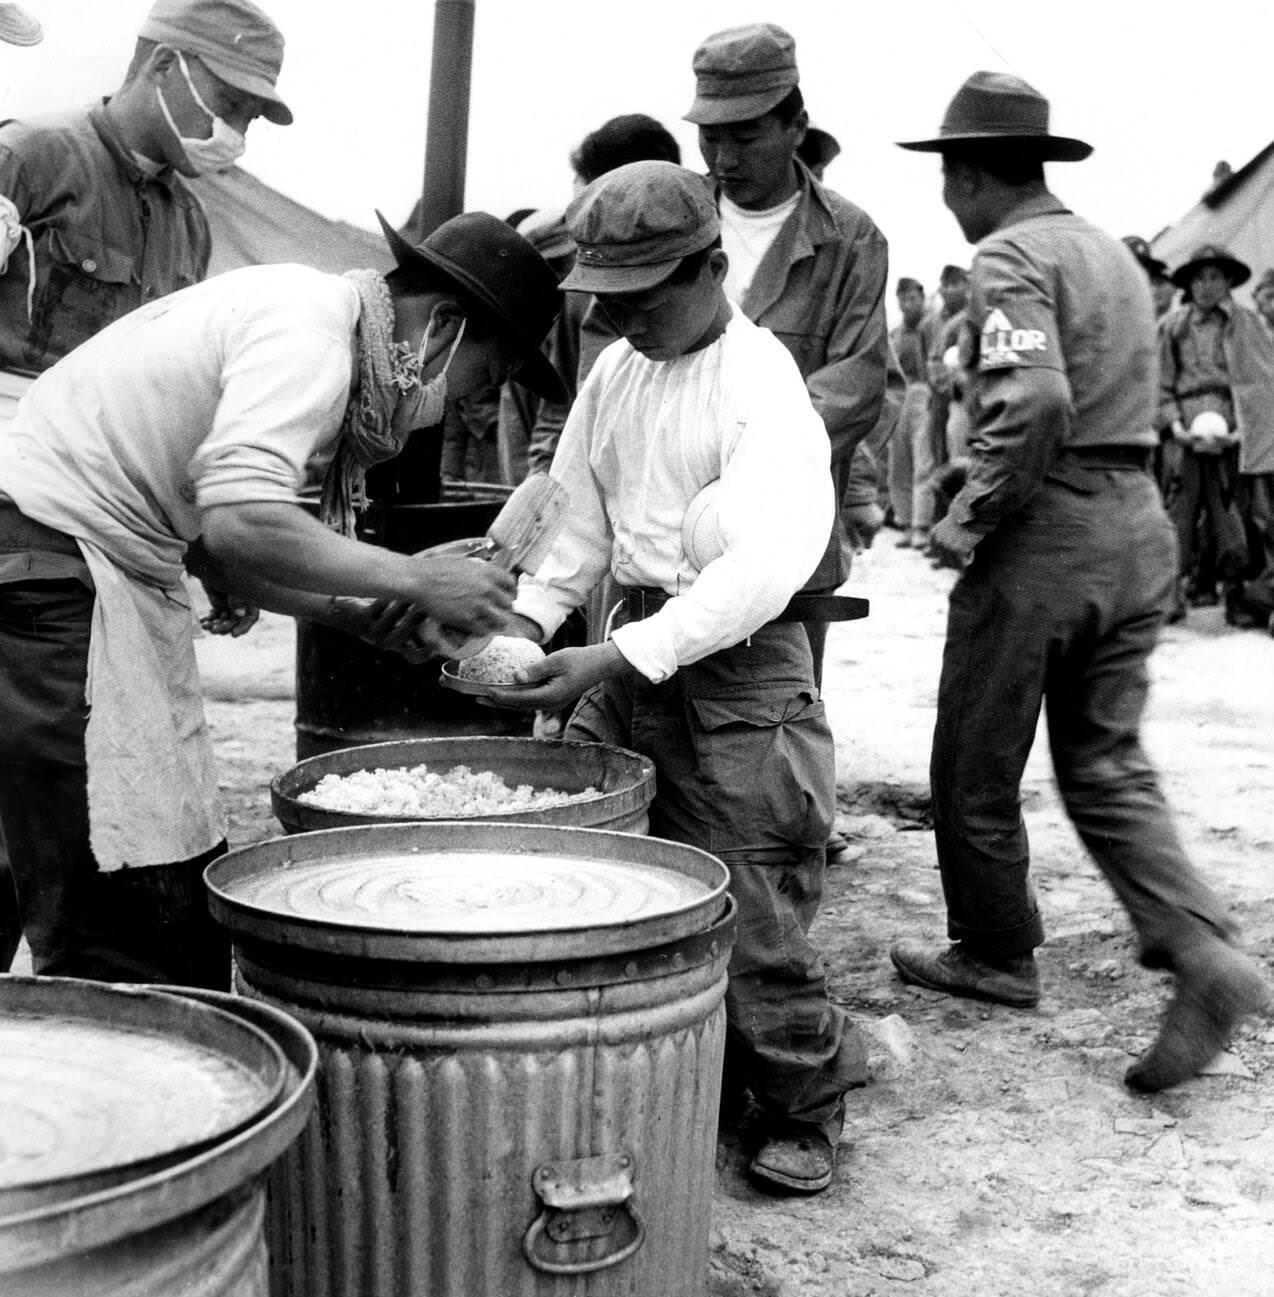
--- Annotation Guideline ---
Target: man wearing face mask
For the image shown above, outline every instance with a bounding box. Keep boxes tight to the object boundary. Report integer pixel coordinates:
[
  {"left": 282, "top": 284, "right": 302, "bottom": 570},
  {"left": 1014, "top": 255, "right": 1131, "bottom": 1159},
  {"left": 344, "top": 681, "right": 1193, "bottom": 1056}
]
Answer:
[
  {"left": 0, "top": 209, "right": 565, "bottom": 989},
  {"left": 0, "top": 0, "right": 287, "bottom": 389}
]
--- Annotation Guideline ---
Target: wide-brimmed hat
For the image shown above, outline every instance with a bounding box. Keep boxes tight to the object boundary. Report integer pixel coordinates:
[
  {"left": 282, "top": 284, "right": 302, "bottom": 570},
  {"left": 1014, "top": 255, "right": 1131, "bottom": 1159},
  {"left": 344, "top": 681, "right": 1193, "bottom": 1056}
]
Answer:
[
  {"left": 559, "top": 160, "right": 720, "bottom": 295},
  {"left": 684, "top": 22, "right": 799, "bottom": 126},
  {"left": 140, "top": 0, "right": 292, "bottom": 125},
  {"left": 797, "top": 125, "right": 840, "bottom": 172},
  {"left": 897, "top": 70, "right": 1091, "bottom": 162},
  {"left": 0, "top": 3, "right": 41, "bottom": 45},
  {"left": 1122, "top": 235, "right": 1169, "bottom": 281},
  {"left": 1169, "top": 243, "right": 1251, "bottom": 291},
  {"left": 376, "top": 210, "right": 566, "bottom": 402}
]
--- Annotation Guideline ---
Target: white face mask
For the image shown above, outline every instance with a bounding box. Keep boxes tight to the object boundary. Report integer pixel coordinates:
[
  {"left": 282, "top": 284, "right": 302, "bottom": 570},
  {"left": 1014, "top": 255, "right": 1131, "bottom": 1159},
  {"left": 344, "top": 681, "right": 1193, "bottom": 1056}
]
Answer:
[
  {"left": 156, "top": 51, "right": 246, "bottom": 175},
  {"left": 392, "top": 315, "right": 466, "bottom": 431}
]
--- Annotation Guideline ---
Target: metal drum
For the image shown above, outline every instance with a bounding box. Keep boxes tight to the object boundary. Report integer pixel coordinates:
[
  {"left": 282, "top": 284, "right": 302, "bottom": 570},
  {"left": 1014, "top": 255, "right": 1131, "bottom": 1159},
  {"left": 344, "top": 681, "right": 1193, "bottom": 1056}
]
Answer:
[
  {"left": 0, "top": 978, "right": 317, "bottom": 1297},
  {"left": 205, "top": 822, "right": 736, "bottom": 1297},
  {"left": 271, "top": 736, "right": 656, "bottom": 835},
  {"left": 294, "top": 499, "right": 531, "bottom": 759}
]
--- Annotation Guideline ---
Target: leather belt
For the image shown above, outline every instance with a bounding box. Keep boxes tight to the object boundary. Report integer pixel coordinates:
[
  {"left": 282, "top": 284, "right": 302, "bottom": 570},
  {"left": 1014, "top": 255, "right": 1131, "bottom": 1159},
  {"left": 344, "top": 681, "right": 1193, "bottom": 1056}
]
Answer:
[
  {"left": 622, "top": 586, "right": 870, "bottom": 623},
  {"left": 1060, "top": 445, "right": 1154, "bottom": 469},
  {"left": 0, "top": 496, "right": 82, "bottom": 556}
]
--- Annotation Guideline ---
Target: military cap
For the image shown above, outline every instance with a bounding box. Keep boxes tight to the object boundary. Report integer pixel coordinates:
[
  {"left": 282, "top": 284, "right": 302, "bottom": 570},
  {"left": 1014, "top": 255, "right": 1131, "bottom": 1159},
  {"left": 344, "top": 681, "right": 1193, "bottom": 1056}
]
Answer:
[
  {"left": 140, "top": 0, "right": 292, "bottom": 125},
  {"left": 684, "top": 22, "right": 799, "bottom": 126}
]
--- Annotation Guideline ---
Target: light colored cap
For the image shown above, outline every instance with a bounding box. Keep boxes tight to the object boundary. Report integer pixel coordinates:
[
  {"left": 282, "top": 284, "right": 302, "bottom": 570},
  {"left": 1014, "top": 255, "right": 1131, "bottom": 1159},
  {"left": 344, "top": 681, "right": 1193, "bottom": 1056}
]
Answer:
[{"left": 0, "top": 3, "right": 41, "bottom": 45}]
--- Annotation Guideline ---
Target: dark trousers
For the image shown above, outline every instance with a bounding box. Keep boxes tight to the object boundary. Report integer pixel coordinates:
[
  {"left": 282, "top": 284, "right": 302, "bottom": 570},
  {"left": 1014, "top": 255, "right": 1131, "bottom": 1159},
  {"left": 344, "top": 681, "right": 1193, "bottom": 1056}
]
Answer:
[
  {"left": 1161, "top": 442, "right": 1247, "bottom": 593},
  {"left": 567, "top": 620, "right": 864, "bottom": 1135},
  {"left": 930, "top": 460, "right": 1234, "bottom": 970},
  {"left": 0, "top": 574, "right": 230, "bottom": 988},
  {"left": 1238, "top": 472, "right": 1274, "bottom": 613}
]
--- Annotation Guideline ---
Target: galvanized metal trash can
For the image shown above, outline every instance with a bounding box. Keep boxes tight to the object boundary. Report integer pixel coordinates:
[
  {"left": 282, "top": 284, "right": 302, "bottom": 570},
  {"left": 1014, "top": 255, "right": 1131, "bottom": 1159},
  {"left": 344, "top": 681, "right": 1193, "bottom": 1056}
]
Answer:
[
  {"left": 206, "top": 822, "right": 735, "bottom": 1297},
  {"left": 271, "top": 736, "right": 657, "bottom": 835},
  {"left": 0, "top": 977, "right": 317, "bottom": 1297}
]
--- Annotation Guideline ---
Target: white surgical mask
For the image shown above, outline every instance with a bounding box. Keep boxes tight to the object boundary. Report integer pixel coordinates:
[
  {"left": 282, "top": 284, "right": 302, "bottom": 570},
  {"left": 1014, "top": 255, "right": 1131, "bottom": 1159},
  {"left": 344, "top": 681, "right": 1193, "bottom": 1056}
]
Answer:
[
  {"left": 156, "top": 51, "right": 246, "bottom": 175},
  {"left": 392, "top": 315, "right": 466, "bottom": 431}
]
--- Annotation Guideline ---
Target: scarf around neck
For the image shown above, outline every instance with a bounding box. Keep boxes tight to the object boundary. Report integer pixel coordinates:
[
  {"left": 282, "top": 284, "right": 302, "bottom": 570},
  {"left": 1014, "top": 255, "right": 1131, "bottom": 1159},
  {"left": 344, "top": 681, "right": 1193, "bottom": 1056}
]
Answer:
[{"left": 320, "top": 269, "right": 419, "bottom": 537}]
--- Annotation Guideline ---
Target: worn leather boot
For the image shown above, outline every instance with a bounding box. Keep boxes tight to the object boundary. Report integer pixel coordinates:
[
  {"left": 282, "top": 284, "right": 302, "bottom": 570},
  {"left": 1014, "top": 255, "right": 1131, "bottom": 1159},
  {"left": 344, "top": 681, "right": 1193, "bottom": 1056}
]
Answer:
[
  {"left": 1125, "top": 940, "right": 1269, "bottom": 1093},
  {"left": 749, "top": 1102, "right": 844, "bottom": 1195},
  {"left": 890, "top": 940, "right": 1041, "bottom": 1008}
]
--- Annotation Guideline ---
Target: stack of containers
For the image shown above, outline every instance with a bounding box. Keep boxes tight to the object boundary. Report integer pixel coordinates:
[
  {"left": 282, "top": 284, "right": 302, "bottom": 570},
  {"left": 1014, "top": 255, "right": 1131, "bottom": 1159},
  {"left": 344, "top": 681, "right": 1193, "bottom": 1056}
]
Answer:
[{"left": 0, "top": 977, "right": 316, "bottom": 1297}]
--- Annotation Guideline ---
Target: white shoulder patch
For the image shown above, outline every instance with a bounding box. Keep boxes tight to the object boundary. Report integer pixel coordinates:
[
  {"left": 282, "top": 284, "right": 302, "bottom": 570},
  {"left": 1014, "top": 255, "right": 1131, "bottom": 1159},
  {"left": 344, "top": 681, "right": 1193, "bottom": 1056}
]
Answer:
[{"left": 979, "top": 306, "right": 1049, "bottom": 370}]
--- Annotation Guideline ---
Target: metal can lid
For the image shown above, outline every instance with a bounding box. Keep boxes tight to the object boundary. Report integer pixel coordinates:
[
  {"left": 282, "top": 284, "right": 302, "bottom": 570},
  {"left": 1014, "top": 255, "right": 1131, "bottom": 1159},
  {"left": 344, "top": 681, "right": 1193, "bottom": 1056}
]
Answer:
[
  {"left": 207, "top": 822, "right": 730, "bottom": 963},
  {"left": 0, "top": 978, "right": 286, "bottom": 1213},
  {"left": 228, "top": 847, "right": 710, "bottom": 933}
]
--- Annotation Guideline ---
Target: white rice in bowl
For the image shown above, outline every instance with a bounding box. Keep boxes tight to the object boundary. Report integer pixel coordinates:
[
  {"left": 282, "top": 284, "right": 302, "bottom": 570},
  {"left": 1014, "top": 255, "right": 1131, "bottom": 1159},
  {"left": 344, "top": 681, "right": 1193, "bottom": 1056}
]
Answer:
[
  {"left": 297, "top": 763, "right": 596, "bottom": 818},
  {"left": 456, "top": 635, "right": 545, "bottom": 684}
]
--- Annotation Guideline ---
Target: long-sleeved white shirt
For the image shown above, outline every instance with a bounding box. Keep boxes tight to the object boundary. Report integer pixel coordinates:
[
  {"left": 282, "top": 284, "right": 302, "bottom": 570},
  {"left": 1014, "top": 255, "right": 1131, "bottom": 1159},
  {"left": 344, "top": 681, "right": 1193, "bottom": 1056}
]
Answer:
[{"left": 514, "top": 307, "right": 832, "bottom": 683}]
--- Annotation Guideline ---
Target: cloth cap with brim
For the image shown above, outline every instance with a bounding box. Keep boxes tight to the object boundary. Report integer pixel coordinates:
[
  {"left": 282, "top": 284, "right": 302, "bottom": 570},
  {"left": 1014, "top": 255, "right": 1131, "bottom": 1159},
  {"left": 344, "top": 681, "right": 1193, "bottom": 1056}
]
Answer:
[
  {"left": 559, "top": 160, "right": 720, "bottom": 295},
  {"left": 515, "top": 207, "right": 574, "bottom": 264},
  {"left": 683, "top": 22, "right": 799, "bottom": 126},
  {"left": 0, "top": 3, "right": 41, "bottom": 45},
  {"left": 897, "top": 70, "right": 1091, "bottom": 162},
  {"left": 1122, "top": 235, "right": 1169, "bottom": 280},
  {"left": 1170, "top": 243, "right": 1251, "bottom": 290},
  {"left": 376, "top": 209, "right": 566, "bottom": 402},
  {"left": 140, "top": 0, "right": 292, "bottom": 125}
]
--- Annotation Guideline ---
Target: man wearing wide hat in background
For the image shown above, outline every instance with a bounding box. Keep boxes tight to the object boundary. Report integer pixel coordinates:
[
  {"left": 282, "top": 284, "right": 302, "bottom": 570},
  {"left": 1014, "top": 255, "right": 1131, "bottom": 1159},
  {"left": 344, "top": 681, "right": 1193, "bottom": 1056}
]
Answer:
[
  {"left": 1157, "top": 243, "right": 1274, "bottom": 630},
  {"left": 888, "top": 71, "right": 1268, "bottom": 1092}
]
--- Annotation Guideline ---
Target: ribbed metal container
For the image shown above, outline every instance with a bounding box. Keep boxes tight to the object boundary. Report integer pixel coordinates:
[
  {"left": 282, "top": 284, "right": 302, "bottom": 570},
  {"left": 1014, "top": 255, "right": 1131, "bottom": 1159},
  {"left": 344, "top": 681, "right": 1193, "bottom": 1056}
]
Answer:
[
  {"left": 271, "top": 736, "right": 656, "bottom": 836},
  {"left": 0, "top": 979, "right": 317, "bottom": 1297},
  {"left": 206, "top": 823, "right": 735, "bottom": 1297}
]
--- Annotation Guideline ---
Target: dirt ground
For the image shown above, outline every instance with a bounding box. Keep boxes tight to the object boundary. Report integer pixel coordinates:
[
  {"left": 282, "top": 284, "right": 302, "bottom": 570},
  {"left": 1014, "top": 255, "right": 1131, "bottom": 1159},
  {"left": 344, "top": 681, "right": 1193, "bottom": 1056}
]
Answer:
[{"left": 193, "top": 535, "right": 1274, "bottom": 1297}]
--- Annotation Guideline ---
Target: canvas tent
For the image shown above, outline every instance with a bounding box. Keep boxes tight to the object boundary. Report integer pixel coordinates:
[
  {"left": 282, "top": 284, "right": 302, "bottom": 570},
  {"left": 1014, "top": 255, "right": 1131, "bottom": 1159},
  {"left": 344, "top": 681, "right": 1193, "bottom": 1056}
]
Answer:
[
  {"left": 191, "top": 165, "right": 394, "bottom": 278},
  {"left": 1151, "top": 143, "right": 1274, "bottom": 301}
]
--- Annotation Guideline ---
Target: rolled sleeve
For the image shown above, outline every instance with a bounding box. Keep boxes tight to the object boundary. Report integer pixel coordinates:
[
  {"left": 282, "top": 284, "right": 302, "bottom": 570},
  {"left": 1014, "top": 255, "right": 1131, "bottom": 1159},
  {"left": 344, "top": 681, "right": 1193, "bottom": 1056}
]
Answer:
[{"left": 192, "top": 320, "right": 353, "bottom": 511}]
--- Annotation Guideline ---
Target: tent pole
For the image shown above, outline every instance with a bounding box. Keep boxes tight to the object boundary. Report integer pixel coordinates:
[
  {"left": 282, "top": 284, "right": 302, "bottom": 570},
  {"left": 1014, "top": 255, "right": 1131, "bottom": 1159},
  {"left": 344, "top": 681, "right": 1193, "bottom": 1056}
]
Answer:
[{"left": 417, "top": 0, "right": 474, "bottom": 237}]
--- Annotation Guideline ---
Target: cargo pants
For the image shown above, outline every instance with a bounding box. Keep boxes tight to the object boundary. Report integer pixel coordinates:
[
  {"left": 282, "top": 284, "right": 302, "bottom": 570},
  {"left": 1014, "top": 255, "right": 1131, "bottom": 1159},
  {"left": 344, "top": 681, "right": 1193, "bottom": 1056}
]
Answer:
[{"left": 568, "top": 616, "right": 866, "bottom": 1137}]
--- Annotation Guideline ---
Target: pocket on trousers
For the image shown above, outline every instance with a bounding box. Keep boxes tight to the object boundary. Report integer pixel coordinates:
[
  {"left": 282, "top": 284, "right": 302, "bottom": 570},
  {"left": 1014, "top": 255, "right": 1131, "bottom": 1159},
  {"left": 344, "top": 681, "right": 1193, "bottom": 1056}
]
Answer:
[{"left": 686, "top": 685, "right": 833, "bottom": 854}]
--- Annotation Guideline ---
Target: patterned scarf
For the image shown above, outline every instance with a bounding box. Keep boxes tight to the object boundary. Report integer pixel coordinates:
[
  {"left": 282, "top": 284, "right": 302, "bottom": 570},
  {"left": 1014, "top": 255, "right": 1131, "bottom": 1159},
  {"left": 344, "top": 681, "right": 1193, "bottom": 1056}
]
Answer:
[{"left": 320, "top": 269, "right": 419, "bottom": 537}]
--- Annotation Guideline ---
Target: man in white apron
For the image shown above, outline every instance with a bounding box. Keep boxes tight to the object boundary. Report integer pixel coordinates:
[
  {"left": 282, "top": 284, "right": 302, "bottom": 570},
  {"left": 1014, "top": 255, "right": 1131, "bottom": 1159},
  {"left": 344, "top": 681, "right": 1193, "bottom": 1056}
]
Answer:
[{"left": 0, "top": 210, "right": 565, "bottom": 987}]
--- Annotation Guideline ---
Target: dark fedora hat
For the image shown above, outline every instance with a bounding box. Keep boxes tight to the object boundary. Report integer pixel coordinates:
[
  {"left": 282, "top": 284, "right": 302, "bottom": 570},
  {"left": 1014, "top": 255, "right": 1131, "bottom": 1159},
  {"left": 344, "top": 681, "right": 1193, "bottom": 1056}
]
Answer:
[
  {"left": 1169, "top": 243, "right": 1251, "bottom": 291},
  {"left": 376, "top": 210, "right": 565, "bottom": 402},
  {"left": 1122, "top": 235, "right": 1169, "bottom": 281},
  {"left": 897, "top": 70, "right": 1092, "bottom": 162}
]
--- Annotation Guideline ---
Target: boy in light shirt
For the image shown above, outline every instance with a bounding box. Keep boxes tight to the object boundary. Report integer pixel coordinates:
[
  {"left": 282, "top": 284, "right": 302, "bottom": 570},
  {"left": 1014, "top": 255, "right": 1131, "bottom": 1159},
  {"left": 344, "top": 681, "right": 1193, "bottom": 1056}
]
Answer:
[{"left": 493, "top": 160, "right": 866, "bottom": 1196}]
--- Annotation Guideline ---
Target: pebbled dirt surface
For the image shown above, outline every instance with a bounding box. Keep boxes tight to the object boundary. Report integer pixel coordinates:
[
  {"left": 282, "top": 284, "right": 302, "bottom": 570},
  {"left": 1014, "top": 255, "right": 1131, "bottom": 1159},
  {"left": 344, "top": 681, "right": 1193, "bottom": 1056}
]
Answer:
[{"left": 195, "top": 535, "right": 1274, "bottom": 1297}]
